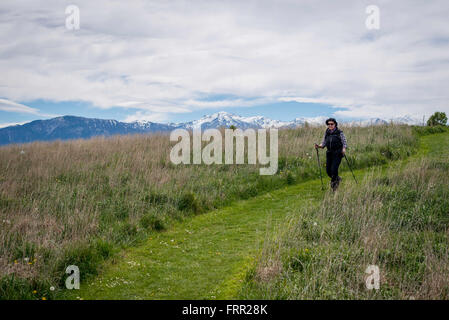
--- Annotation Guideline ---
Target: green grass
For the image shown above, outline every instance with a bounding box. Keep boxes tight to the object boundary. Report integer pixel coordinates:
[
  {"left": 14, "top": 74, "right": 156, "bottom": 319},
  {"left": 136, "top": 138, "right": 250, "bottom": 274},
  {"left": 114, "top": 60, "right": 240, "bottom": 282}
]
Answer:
[
  {"left": 1, "top": 125, "right": 420, "bottom": 299},
  {"left": 61, "top": 176, "right": 323, "bottom": 299},
  {"left": 239, "top": 132, "right": 449, "bottom": 299},
  {"left": 59, "top": 131, "right": 448, "bottom": 300}
]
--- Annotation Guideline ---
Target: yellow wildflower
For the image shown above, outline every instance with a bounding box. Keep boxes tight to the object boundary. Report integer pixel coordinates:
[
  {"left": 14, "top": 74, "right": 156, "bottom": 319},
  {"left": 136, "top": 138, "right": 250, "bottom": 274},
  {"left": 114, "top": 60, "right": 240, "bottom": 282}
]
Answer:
[{"left": 42, "top": 297, "right": 47, "bottom": 300}]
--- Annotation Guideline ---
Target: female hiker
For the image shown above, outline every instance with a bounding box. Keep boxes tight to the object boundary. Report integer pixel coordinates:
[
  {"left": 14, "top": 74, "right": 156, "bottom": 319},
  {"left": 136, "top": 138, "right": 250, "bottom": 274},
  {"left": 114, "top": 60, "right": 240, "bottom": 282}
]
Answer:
[{"left": 314, "top": 118, "right": 347, "bottom": 191}]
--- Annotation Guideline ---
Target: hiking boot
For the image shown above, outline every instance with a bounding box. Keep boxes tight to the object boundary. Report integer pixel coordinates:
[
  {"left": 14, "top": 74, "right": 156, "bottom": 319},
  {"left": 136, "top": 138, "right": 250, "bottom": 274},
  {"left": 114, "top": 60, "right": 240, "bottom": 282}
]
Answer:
[
  {"left": 331, "top": 176, "right": 342, "bottom": 191},
  {"left": 334, "top": 176, "right": 342, "bottom": 190},
  {"left": 336, "top": 176, "right": 342, "bottom": 186},
  {"left": 330, "top": 180, "right": 337, "bottom": 191}
]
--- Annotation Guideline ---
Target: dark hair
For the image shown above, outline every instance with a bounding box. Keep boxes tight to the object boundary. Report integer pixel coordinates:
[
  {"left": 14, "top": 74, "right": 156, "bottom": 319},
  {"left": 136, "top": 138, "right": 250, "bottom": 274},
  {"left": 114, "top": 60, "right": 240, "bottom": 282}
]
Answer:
[{"left": 325, "top": 118, "right": 338, "bottom": 126}]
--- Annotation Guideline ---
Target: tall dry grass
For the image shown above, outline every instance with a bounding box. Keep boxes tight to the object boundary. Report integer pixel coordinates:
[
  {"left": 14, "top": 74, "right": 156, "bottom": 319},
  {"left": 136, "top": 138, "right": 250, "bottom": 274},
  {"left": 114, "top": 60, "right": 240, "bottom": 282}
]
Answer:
[
  {"left": 0, "top": 124, "right": 418, "bottom": 298},
  {"left": 241, "top": 156, "right": 449, "bottom": 299}
]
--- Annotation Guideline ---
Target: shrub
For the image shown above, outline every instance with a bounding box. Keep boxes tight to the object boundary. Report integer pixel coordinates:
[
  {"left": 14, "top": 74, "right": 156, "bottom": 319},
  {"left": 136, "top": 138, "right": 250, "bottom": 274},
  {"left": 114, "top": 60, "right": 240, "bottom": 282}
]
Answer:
[
  {"left": 140, "top": 214, "right": 165, "bottom": 231},
  {"left": 57, "top": 243, "right": 103, "bottom": 286},
  {"left": 413, "top": 125, "right": 447, "bottom": 136},
  {"left": 94, "top": 239, "right": 114, "bottom": 260},
  {"left": 117, "top": 222, "right": 138, "bottom": 238},
  {"left": 178, "top": 192, "right": 200, "bottom": 213},
  {"left": 427, "top": 112, "right": 447, "bottom": 126},
  {"left": 240, "top": 186, "right": 258, "bottom": 200},
  {"left": 286, "top": 172, "right": 295, "bottom": 185}
]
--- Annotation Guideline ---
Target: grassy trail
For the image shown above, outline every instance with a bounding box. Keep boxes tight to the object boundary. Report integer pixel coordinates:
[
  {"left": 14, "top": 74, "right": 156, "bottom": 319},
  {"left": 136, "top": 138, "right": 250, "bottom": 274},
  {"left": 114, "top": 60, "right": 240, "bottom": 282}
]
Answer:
[{"left": 63, "top": 131, "right": 448, "bottom": 300}]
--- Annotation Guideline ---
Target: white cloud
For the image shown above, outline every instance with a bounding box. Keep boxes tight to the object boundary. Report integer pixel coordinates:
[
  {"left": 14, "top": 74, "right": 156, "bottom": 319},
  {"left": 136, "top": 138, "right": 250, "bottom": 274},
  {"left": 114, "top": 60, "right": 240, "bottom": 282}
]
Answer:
[
  {"left": 184, "top": 97, "right": 272, "bottom": 109},
  {"left": 279, "top": 97, "right": 357, "bottom": 109},
  {"left": 0, "top": 0, "right": 448, "bottom": 120},
  {"left": 0, "top": 98, "right": 60, "bottom": 118},
  {"left": 0, "top": 99, "right": 41, "bottom": 114}
]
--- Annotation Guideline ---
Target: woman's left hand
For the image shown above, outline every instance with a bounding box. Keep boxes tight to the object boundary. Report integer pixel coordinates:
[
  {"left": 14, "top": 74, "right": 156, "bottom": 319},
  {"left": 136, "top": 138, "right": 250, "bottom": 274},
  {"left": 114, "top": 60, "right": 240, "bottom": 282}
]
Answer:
[{"left": 342, "top": 148, "right": 346, "bottom": 155}]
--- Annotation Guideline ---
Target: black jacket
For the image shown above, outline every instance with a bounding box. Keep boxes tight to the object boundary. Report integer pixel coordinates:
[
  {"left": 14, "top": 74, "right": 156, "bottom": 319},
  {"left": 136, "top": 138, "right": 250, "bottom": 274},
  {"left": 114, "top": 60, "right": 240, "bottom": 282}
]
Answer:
[{"left": 324, "top": 128, "right": 343, "bottom": 152}]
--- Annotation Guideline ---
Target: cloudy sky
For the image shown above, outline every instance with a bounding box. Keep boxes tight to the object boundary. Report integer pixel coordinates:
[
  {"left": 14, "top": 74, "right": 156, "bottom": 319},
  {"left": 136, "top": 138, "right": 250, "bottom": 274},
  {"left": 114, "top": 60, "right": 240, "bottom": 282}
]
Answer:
[{"left": 0, "top": 0, "right": 448, "bottom": 126}]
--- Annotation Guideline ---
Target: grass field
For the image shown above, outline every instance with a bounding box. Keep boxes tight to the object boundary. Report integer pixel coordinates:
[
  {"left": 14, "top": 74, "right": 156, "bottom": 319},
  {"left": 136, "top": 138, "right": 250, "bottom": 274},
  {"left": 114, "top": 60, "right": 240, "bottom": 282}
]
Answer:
[
  {"left": 239, "top": 131, "right": 449, "bottom": 299},
  {"left": 0, "top": 124, "right": 446, "bottom": 299},
  {"left": 51, "top": 128, "right": 448, "bottom": 300}
]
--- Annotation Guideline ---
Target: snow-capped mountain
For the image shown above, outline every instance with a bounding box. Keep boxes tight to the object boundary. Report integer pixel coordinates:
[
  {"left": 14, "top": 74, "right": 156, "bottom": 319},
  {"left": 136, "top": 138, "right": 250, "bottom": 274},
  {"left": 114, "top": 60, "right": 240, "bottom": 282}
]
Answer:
[
  {"left": 170, "top": 112, "right": 421, "bottom": 130},
  {"left": 344, "top": 118, "right": 389, "bottom": 127},
  {"left": 176, "top": 111, "right": 292, "bottom": 130},
  {"left": 344, "top": 115, "right": 423, "bottom": 127},
  {"left": 177, "top": 112, "right": 259, "bottom": 130},
  {"left": 0, "top": 111, "right": 425, "bottom": 146},
  {"left": 390, "top": 115, "right": 423, "bottom": 125},
  {"left": 291, "top": 116, "right": 328, "bottom": 127}
]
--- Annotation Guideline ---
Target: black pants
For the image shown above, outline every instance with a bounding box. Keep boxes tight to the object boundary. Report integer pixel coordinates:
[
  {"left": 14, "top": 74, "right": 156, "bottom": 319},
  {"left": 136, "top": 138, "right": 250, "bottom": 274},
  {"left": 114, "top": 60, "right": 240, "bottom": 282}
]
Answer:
[{"left": 326, "top": 150, "right": 343, "bottom": 182}]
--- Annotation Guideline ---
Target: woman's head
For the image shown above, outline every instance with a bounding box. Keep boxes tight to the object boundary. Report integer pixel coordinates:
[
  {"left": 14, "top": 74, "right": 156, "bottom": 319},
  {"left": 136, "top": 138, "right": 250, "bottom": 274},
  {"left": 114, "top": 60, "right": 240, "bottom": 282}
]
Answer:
[{"left": 325, "top": 118, "right": 338, "bottom": 128}]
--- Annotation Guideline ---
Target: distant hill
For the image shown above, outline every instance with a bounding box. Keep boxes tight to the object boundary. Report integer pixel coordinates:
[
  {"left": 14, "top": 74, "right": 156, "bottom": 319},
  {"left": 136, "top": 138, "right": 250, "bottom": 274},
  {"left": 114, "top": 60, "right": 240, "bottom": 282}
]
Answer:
[
  {"left": 0, "top": 112, "right": 423, "bottom": 146},
  {"left": 0, "top": 115, "right": 175, "bottom": 146}
]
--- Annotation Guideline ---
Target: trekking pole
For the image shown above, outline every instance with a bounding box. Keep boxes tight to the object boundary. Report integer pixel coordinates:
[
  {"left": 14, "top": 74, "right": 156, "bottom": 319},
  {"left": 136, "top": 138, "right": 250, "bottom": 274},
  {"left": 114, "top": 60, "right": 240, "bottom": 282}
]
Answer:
[
  {"left": 344, "top": 154, "right": 358, "bottom": 184},
  {"left": 315, "top": 145, "right": 324, "bottom": 190}
]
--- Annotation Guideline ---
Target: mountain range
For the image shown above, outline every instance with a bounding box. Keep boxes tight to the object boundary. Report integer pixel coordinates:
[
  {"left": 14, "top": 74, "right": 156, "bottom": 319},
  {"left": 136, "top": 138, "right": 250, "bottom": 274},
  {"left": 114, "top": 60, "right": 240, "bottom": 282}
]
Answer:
[{"left": 0, "top": 111, "right": 423, "bottom": 146}]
